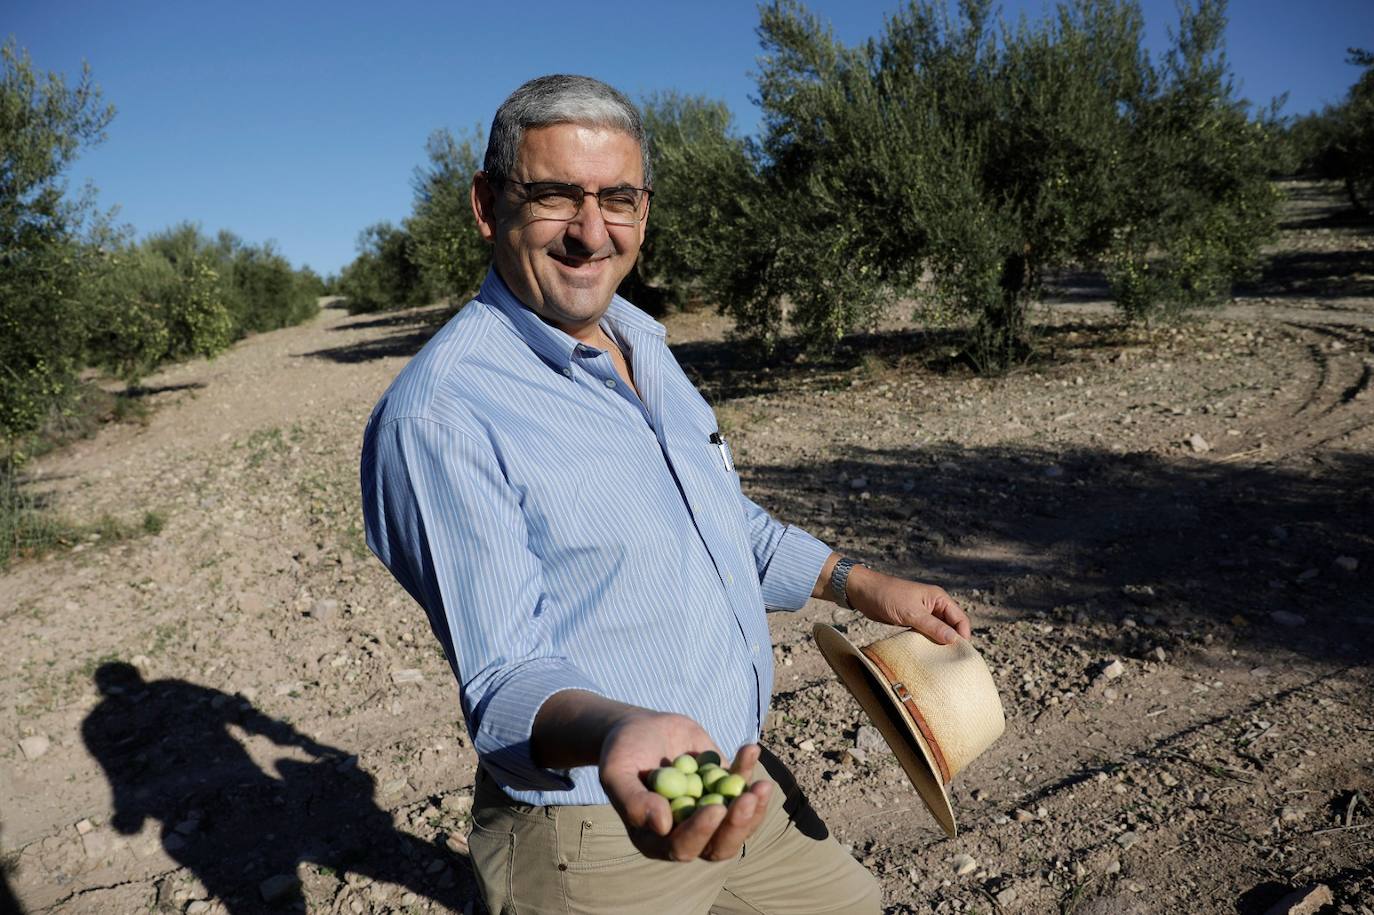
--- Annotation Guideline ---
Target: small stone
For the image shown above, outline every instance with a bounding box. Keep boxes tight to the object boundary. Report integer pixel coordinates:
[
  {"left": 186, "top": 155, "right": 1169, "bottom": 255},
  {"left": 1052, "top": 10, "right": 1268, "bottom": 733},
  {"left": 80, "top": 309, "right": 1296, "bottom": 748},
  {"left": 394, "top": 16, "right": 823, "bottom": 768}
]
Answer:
[
  {"left": 440, "top": 794, "right": 473, "bottom": 815},
  {"left": 1101, "top": 659, "right": 1125, "bottom": 680},
  {"left": 80, "top": 829, "right": 112, "bottom": 859},
  {"left": 1188, "top": 434, "right": 1210, "bottom": 453},
  {"left": 1279, "top": 806, "right": 1306, "bottom": 824},
  {"left": 1122, "top": 584, "right": 1156, "bottom": 604},
  {"left": 1043, "top": 465, "right": 1064, "bottom": 478},
  {"left": 19, "top": 735, "right": 50, "bottom": 760},
  {"left": 445, "top": 833, "right": 470, "bottom": 856},
  {"left": 951, "top": 854, "right": 977, "bottom": 876},
  {"left": 1103, "top": 687, "right": 1119, "bottom": 701},
  {"left": 1151, "top": 646, "right": 1167, "bottom": 662},
  {"left": 75, "top": 818, "right": 95, "bottom": 835},
  {"left": 1259, "top": 883, "right": 1333, "bottom": 915},
  {"left": 401, "top": 892, "right": 418, "bottom": 905},
  {"left": 1104, "top": 858, "right": 1121, "bottom": 875},
  {"left": 797, "top": 738, "right": 816, "bottom": 753},
  {"left": 1116, "top": 831, "right": 1140, "bottom": 849},
  {"left": 855, "top": 726, "right": 887, "bottom": 753},
  {"left": 1334, "top": 556, "right": 1359, "bottom": 573},
  {"left": 849, "top": 477, "right": 869, "bottom": 490},
  {"left": 996, "top": 886, "right": 1018, "bottom": 906},
  {"left": 308, "top": 598, "right": 339, "bottom": 621},
  {"left": 1159, "top": 771, "right": 1179, "bottom": 788},
  {"left": 845, "top": 747, "right": 868, "bottom": 766},
  {"left": 259, "top": 874, "right": 301, "bottom": 903},
  {"left": 391, "top": 668, "right": 424, "bottom": 685},
  {"left": 971, "top": 788, "right": 986, "bottom": 802},
  {"left": 186, "top": 903, "right": 211, "bottom": 915},
  {"left": 1013, "top": 808, "right": 1035, "bottom": 823},
  {"left": 1269, "top": 611, "right": 1306, "bottom": 628}
]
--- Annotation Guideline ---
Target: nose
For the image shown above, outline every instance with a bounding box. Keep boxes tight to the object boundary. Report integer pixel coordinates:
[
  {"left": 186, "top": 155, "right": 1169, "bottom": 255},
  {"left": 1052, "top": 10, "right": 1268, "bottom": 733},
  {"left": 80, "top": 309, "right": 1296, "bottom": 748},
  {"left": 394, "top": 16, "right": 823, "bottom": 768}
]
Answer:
[{"left": 563, "top": 190, "right": 611, "bottom": 253}]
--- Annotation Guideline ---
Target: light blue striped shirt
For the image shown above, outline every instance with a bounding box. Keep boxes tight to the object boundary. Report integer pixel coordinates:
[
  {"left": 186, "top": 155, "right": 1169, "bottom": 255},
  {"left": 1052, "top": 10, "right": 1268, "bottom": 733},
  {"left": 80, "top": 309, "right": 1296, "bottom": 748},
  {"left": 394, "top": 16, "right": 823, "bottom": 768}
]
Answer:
[{"left": 360, "top": 270, "right": 832, "bottom": 805}]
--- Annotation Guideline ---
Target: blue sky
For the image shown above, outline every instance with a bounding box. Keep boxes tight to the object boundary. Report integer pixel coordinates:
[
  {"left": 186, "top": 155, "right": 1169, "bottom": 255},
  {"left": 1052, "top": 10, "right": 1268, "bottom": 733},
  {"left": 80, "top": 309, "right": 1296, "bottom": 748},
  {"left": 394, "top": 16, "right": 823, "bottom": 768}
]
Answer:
[{"left": 9, "top": 0, "right": 1373, "bottom": 276}]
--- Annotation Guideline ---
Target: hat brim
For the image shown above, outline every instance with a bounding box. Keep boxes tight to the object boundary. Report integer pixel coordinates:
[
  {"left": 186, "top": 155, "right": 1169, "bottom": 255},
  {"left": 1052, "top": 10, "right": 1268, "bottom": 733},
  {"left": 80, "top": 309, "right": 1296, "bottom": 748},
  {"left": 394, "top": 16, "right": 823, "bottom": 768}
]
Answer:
[{"left": 813, "top": 623, "right": 958, "bottom": 837}]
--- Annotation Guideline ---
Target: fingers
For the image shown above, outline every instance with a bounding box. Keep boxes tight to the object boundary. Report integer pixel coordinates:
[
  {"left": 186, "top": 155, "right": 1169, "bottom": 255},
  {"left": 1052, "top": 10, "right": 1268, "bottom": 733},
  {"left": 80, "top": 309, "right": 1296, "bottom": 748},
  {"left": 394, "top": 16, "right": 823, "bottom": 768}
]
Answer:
[
  {"left": 700, "top": 780, "right": 773, "bottom": 861},
  {"left": 935, "top": 597, "right": 973, "bottom": 640},
  {"left": 729, "top": 743, "right": 760, "bottom": 778},
  {"left": 913, "top": 611, "right": 960, "bottom": 645},
  {"left": 603, "top": 768, "right": 672, "bottom": 837}
]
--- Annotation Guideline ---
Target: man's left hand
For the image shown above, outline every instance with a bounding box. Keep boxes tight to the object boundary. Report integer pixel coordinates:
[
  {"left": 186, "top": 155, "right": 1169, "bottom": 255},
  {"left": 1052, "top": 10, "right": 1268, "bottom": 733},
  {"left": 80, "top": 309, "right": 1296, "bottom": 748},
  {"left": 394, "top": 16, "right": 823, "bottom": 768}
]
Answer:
[{"left": 846, "top": 567, "right": 972, "bottom": 645}]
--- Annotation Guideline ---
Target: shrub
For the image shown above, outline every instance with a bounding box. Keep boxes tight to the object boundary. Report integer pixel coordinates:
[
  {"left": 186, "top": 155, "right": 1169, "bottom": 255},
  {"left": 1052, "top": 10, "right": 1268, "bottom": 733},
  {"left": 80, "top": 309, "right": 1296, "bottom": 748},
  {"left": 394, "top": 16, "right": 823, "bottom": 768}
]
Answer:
[
  {"left": 0, "top": 39, "right": 114, "bottom": 444},
  {"left": 408, "top": 128, "right": 488, "bottom": 302},
  {"left": 336, "top": 222, "right": 432, "bottom": 313},
  {"left": 704, "top": 0, "right": 1277, "bottom": 371}
]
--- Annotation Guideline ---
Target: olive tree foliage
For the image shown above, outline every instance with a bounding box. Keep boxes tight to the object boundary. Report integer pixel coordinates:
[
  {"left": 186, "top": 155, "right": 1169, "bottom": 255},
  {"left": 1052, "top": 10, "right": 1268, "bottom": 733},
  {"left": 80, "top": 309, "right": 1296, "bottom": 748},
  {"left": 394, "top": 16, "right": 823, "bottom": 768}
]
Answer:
[
  {"left": 716, "top": 0, "right": 1276, "bottom": 371},
  {"left": 336, "top": 221, "right": 433, "bottom": 313},
  {"left": 84, "top": 239, "right": 231, "bottom": 382},
  {"left": 408, "top": 128, "right": 489, "bottom": 301},
  {"left": 634, "top": 93, "right": 760, "bottom": 314},
  {"left": 1285, "top": 50, "right": 1374, "bottom": 215},
  {"left": 1102, "top": 1, "right": 1279, "bottom": 320},
  {"left": 0, "top": 40, "right": 114, "bottom": 442}
]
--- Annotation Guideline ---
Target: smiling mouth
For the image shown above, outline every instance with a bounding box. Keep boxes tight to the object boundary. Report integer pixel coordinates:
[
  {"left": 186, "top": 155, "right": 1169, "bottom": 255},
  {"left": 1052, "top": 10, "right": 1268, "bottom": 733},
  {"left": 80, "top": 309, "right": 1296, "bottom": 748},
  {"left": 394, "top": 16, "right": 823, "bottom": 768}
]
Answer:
[{"left": 549, "top": 252, "right": 607, "bottom": 270}]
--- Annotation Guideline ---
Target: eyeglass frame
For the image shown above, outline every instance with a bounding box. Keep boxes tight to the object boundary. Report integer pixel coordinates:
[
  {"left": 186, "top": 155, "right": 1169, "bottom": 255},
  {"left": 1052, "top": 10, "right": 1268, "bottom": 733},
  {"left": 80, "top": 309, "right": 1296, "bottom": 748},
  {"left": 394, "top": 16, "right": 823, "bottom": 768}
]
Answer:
[{"left": 491, "top": 175, "right": 653, "bottom": 226}]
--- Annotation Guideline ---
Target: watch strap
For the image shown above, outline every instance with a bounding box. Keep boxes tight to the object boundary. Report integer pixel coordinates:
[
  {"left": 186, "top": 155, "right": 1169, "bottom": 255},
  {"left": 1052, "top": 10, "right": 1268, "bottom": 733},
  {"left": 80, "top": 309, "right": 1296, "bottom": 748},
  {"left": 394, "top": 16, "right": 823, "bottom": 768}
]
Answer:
[{"left": 829, "top": 556, "right": 864, "bottom": 609}]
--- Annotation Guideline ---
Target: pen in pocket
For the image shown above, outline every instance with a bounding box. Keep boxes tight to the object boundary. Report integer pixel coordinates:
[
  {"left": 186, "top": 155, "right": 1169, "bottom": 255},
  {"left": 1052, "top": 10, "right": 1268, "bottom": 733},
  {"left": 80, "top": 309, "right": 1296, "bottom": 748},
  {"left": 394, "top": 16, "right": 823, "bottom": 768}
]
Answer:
[{"left": 709, "top": 431, "right": 736, "bottom": 473}]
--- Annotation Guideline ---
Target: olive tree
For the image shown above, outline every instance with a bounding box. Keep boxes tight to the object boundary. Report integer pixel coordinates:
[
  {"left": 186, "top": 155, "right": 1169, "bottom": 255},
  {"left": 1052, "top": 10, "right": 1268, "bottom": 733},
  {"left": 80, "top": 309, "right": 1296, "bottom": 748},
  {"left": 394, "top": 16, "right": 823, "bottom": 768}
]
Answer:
[
  {"left": 0, "top": 40, "right": 114, "bottom": 443},
  {"left": 714, "top": 0, "right": 1276, "bottom": 370},
  {"left": 407, "top": 127, "right": 489, "bottom": 300}
]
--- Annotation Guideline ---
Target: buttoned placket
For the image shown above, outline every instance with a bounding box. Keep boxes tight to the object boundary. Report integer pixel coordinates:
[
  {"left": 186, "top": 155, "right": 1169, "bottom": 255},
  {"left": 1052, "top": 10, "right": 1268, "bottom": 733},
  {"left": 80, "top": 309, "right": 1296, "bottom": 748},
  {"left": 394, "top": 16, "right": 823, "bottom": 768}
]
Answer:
[{"left": 561, "top": 320, "right": 771, "bottom": 739}]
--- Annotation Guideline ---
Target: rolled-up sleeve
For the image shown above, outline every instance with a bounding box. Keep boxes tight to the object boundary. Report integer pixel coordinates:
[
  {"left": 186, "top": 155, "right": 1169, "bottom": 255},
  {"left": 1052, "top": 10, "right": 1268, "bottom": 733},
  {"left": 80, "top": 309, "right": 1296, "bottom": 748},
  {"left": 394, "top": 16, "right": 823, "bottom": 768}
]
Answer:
[
  {"left": 739, "top": 494, "right": 833, "bottom": 611},
  {"left": 361, "top": 413, "right": 604, "bottom": 791}
]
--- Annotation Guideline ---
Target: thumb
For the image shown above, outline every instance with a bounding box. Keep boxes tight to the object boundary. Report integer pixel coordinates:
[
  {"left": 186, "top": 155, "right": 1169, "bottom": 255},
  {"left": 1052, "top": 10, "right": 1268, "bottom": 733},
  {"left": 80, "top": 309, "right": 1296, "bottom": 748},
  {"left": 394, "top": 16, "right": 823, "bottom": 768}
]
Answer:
[{"left": 604, "top": 768, "right": 671, "bottom": 836}]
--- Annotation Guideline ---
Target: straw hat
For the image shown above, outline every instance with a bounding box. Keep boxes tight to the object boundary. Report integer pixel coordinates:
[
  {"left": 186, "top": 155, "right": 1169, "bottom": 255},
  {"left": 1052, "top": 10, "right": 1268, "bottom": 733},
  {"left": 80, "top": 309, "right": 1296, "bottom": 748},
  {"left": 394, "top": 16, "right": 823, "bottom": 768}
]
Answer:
[{"left": 813, "top": 623, "right": 1005, "bottom": 837}]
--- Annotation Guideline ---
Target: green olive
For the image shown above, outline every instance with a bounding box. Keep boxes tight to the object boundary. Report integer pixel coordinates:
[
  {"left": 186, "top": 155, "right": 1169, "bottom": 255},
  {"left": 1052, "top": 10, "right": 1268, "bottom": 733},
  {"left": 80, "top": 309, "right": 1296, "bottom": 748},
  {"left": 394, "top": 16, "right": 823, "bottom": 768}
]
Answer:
[
  {"left": 698, "top": 793, "right": 725, "bottom": 806},
  {"left": 670, "top": 796, "right": 696, "bottom": 823},
  {"left": 672, "top": 754, "right": 699, "bottom": 774},
  {"left": 649, "top": 766, "right": 689, "bottom": 800},
  {"left": 695, "top": 750, "right": 722, "bottom": 768},
  {"left": 685, "top": 772, "right": 703, "bottom": 798},
  {"left": 699, "top": 766, "right": 729, "bottom": 792},
  {"left": 715, "top": 774, "right": 746, "bottom": 799}
]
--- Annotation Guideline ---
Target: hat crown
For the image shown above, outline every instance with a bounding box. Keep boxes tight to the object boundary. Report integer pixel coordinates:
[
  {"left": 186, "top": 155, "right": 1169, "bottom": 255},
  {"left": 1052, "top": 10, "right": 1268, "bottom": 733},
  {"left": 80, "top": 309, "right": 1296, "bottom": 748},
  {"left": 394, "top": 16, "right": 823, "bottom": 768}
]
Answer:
[{"left": 864, "top": 632, "right": 1005, "bottom": 780}]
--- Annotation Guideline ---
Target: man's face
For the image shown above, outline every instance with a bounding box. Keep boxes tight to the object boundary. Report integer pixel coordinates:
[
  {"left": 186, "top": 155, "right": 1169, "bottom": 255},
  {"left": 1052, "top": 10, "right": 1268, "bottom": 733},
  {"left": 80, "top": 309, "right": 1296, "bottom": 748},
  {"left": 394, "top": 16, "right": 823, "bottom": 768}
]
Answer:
[{"left": 472, "top": 123, "right": 648, "bottom": 336}]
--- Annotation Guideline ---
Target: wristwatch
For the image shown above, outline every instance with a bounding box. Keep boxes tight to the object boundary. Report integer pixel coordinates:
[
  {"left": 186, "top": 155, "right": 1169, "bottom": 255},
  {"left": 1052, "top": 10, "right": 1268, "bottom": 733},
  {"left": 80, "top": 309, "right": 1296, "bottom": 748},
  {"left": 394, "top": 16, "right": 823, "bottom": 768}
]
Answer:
[{"left": 829, "top": 556, "right": 866, "bottom": 610}]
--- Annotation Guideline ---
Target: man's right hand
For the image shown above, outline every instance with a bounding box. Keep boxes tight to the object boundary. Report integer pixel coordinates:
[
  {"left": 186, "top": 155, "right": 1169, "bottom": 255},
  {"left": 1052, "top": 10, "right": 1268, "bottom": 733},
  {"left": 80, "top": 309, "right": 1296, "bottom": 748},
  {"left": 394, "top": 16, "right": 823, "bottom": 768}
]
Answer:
[
  {"left": 531, "top": 691, "right": 773, "bottom": 862},
  {"left": 598, "top": 710, "right": 773, "bottom": 862}
]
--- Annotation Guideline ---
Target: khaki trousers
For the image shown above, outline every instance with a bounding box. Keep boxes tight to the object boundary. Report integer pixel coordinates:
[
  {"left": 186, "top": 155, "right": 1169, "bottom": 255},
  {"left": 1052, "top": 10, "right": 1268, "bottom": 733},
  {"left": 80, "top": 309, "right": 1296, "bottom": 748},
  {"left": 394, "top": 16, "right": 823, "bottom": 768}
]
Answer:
[{"left": 468, "top": 748, "right": 881, "bottom": 915}]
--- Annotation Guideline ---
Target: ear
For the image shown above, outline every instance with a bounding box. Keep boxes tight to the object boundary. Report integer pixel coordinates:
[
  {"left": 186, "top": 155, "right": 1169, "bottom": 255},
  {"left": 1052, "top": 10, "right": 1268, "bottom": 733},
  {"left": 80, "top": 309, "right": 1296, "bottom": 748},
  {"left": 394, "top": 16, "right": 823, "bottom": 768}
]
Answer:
[{"left": 471, "top": 172, "right": 499, "bottom": 244}]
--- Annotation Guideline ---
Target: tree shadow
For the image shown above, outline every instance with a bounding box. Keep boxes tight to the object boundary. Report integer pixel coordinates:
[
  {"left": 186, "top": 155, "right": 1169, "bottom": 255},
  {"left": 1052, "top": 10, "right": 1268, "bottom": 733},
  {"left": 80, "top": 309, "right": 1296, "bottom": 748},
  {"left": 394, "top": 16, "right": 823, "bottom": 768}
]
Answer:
[
  {"left": 744, "top": 442, "right": 1374, "bottom": 664},
  {"left": 304, "top": 305, "right": 459, "bottom": 364},
  {"left": 121, "top": 382, "right": 207, "bottom": 399},
  {"left": 1236, "top": 248, "right": 1374, "bottom": 300},
  {"left": 81, "top": 663, "right": 477, "bottom": 913}
]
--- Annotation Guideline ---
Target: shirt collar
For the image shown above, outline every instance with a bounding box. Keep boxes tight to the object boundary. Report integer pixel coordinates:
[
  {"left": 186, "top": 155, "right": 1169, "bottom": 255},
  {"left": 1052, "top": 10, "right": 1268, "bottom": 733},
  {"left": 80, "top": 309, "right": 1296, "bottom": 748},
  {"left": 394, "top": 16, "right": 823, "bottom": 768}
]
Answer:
[{"left": 478, "top": 267, "right": 666, "bottom": 371}]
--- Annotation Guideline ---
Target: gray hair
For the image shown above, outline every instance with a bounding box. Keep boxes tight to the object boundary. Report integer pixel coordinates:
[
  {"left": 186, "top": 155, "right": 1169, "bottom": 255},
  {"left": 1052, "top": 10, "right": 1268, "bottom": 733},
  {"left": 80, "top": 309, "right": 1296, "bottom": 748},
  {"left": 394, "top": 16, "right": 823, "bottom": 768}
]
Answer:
[{"left": 484, "top": 74, "right": 652, "bottom": 187}]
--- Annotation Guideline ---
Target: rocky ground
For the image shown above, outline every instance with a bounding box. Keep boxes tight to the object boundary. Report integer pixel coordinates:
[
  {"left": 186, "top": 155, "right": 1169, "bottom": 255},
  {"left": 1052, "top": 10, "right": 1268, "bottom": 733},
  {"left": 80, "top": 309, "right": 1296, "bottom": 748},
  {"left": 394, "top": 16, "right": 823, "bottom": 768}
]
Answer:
[{"left": 2, "top": 181, "right": 1372, "bottom": 914}]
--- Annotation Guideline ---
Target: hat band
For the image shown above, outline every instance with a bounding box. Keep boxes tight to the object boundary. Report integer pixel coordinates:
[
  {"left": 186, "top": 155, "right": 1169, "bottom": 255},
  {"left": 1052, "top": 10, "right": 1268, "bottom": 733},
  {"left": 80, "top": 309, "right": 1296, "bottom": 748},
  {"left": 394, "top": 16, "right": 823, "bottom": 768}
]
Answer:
[{"left": 860, "top": 647, "right": 952, "bottom": 785}]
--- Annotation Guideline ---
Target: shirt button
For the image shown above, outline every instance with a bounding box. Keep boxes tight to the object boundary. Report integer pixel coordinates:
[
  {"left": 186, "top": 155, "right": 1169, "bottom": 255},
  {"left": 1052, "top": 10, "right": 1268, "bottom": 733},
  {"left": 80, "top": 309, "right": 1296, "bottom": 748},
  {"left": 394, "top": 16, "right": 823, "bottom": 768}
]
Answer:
[
  {"left": 751, "top": 643, "right": 759, "bottom": 654},
  {"left": 562, "top": 368, "right": 572, "bottom": 377},
  {"left": 604, "top": 378, "right": 616, "bottom": 388}
]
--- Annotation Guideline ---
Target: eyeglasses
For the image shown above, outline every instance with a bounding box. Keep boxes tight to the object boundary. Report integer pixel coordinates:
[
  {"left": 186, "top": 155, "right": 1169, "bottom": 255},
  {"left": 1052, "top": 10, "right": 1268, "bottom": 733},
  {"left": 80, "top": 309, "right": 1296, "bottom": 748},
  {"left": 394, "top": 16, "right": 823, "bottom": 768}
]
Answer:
[{"left": 497, "top": 178, "right": 652, "bottom": 226}]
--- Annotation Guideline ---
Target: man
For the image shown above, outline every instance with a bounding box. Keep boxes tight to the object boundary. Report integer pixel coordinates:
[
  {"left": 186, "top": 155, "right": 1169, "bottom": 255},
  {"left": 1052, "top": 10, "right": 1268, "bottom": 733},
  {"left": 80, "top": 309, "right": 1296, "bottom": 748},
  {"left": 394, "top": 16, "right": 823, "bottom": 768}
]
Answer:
[{"left": 361, "top": 74, "right": 971, "bottom": 914}]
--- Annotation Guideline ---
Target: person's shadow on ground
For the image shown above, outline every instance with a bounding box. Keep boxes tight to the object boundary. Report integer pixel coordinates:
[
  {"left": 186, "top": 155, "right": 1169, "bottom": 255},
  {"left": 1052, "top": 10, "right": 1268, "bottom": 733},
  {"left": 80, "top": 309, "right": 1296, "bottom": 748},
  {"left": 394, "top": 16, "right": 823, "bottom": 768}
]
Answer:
[{"left": 81, "top": 662, "right": 475, "bottom": 912}]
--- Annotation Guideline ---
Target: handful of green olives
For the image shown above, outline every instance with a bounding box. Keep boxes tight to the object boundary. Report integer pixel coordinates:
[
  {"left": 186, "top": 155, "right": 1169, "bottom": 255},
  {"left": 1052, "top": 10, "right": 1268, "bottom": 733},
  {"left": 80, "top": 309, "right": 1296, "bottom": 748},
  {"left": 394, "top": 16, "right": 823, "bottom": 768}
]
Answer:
[{"left": 644, "top": 751, "right": 751, "bottom": 823}]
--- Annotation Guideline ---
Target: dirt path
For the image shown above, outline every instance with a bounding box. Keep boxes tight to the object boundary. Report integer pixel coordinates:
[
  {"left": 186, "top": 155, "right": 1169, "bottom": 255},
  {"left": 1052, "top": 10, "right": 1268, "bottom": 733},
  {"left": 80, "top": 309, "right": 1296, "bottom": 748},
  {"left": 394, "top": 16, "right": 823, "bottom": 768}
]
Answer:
[{"left": 3, "top": 183, "right": 1372, "bottom": 915}]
